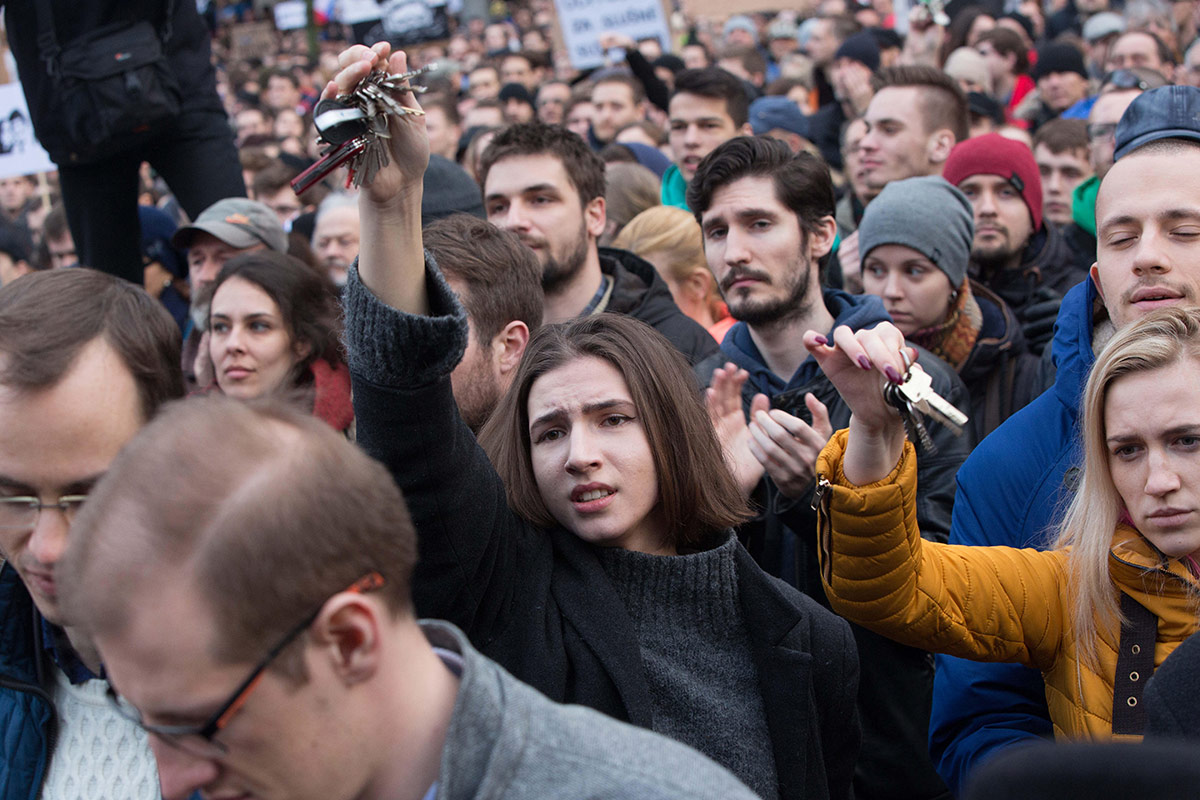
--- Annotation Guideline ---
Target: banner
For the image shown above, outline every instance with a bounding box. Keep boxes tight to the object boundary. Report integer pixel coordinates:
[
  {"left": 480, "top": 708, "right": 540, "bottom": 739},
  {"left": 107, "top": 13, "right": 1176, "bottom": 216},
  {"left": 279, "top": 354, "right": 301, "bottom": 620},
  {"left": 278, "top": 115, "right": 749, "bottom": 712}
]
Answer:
[
  {"left": 554, "top": 0, "right": 671, "bottom": 70},
  {"left": 273, "top": 0, "right": 309, "bottom": 30},
  {"left": 0, "top": 84, "right": 55, "bottom": 179},
  {"left": 229, "top": 21, "right": 279, "bottom": 61},
  {"left": 349, "top": 0, "right": 450, "bottom": 48}
]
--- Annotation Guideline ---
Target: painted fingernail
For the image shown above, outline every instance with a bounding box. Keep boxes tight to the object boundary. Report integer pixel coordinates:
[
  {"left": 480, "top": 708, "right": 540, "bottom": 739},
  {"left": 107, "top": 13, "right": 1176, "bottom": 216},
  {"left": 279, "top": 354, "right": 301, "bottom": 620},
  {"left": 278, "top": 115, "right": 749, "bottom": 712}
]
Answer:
[
  {"left": 885, "top": 366, "right": 903, "bottom": 383},
  {"left": 857, "top": 355, "right": 872, "bottom": 370},
  {"left": 813, "top": 334, "right": 828, "bottom": 346}
]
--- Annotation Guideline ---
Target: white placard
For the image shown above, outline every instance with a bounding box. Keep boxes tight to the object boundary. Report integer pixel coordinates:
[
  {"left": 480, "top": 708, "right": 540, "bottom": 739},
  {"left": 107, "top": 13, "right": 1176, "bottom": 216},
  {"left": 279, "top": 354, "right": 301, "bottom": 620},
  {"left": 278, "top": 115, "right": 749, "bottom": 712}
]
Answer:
[
  {"left": 339, "top": 0, "right": 387, "bottom": 24},
  {"left": 274, "top": 0, "right": 308, "bottom": 30},
  {"left": 0, "top": 83, "right": 55, "bottom": 179},
  {"left": 554, "top": 0, "right": 671, "bottom": 70}
]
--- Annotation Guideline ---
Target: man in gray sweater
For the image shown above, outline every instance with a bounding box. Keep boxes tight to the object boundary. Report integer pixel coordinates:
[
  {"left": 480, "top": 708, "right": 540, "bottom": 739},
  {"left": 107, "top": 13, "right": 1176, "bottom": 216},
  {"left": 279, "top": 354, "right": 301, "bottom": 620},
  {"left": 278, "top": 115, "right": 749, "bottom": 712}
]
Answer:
[{"left": 56, "top": 394, "right": 761, "bottom": 800}]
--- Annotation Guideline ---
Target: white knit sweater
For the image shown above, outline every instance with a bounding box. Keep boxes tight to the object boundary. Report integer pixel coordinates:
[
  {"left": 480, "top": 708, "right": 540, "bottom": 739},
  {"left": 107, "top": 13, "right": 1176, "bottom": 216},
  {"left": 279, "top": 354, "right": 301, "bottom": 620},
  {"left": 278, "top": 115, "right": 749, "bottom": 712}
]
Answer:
[{"left": 40, "top": 668, "right": 159, "bottom": 800}]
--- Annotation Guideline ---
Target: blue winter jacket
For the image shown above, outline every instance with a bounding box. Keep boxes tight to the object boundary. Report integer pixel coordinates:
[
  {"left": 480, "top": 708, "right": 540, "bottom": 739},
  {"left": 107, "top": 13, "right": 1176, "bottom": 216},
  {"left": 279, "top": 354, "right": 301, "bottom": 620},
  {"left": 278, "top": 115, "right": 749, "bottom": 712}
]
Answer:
[
  {"left": 0, "top": 564, "right": 55, "bottom": 800},
  {"left": 927, "top": 277, "right": 1098, "bottom": 794}
]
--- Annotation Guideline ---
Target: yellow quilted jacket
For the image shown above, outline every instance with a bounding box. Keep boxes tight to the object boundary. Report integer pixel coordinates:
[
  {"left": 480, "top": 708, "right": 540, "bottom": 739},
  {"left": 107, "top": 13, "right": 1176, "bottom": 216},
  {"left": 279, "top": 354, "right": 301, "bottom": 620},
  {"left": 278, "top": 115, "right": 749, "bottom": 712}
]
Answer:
[{"left": 815, "top": 430, "right": 1200, "bottom": 740}]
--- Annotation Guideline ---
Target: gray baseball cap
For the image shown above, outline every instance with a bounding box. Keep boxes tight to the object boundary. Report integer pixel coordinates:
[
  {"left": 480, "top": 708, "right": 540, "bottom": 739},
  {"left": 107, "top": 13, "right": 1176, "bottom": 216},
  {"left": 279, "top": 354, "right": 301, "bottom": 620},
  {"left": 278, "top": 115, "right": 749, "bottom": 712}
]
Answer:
[{"left": 171, "top": 197, "right": 288, "bottom": 253}]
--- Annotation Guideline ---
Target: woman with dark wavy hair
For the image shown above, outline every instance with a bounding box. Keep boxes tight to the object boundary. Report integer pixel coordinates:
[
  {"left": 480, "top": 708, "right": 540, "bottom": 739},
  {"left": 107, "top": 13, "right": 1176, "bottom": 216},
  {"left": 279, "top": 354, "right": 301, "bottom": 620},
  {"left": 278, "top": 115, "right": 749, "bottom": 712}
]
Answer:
[{"left": 199, "top": 251, "right": 353, "bottom": 435}]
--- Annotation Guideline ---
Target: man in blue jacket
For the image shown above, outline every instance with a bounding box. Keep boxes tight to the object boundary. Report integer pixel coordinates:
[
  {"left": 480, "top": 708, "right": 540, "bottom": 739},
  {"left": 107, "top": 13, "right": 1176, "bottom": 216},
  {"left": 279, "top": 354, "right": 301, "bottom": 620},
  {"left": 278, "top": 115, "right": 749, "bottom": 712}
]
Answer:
[
  {"left": 929, "top": 85, "right": 1200, "bottom": 794},
  {"left": 0, "top": 268, "right": 182, "bottom": 799}
]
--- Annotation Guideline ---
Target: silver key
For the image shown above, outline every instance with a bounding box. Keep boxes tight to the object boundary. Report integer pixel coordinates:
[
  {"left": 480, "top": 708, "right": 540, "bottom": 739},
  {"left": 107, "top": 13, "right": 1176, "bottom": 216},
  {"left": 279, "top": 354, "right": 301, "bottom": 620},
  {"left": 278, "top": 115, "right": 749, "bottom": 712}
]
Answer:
[
  {"left": 884, "top": 382, "right": 936, "bottom": 453},
  {"left": 895, "top": 363, "right": 969, "bottom": 436}
]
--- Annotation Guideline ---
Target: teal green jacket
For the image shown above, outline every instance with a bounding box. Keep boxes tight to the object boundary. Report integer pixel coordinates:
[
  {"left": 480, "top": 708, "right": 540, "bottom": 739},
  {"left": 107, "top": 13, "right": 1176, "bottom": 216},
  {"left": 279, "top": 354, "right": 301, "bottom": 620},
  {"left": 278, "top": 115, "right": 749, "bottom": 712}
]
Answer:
[
  {"left": 1071, "top": 174, "right": 1099, "bottom": 236},
  {"left": 661, "top": 164, "right": 689, "bottom": 210}
]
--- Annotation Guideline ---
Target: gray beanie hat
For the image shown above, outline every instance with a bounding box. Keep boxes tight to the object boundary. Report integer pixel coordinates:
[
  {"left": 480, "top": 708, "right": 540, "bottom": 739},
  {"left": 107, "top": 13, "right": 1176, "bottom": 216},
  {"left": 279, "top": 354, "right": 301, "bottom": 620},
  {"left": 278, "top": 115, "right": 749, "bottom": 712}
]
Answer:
[{"left": 857, "top": 176, "right": 974, "bottom": 287}]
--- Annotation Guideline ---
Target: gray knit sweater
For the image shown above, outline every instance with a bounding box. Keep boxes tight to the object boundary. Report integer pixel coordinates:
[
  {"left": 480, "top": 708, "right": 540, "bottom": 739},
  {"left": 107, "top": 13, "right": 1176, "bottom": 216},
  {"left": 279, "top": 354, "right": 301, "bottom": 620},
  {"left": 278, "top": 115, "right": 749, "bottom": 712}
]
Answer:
[{"left": 596, "top": 533, "right": 779, "bottom": 799}]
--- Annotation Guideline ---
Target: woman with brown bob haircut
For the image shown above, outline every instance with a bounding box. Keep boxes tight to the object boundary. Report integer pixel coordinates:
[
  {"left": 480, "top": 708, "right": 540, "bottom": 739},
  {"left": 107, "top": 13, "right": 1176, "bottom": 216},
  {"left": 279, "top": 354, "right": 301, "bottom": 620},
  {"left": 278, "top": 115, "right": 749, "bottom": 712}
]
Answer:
[{"left": 339, "top": 41, "right": 859, "bottom": 800}]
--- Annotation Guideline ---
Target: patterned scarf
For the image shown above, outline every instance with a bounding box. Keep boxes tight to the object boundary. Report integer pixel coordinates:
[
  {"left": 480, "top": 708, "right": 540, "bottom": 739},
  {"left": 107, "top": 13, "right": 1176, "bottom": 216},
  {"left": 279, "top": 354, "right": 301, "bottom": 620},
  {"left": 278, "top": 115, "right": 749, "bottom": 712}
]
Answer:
[{"left": 908, "top": 279, "right": 982, "bottom": 371}]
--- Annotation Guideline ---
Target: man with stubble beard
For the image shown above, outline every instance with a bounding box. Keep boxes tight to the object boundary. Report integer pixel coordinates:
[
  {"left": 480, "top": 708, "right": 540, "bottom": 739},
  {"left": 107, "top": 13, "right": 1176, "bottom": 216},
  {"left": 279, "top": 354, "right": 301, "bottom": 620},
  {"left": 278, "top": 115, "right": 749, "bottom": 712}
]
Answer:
[{"left": 481, "top": 121, "right": 717, "bottom": 365}]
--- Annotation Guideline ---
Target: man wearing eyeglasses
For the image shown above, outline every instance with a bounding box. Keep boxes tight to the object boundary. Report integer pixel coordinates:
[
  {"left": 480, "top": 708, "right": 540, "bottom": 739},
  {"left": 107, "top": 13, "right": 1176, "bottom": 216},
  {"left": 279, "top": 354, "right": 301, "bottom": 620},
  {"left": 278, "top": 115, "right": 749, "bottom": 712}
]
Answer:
[
  {"left": 0, "top": 268, "right": 183, "bottom": 799},
  {"left": 55, "top": 395, "right": 761, "bottom": 800}
]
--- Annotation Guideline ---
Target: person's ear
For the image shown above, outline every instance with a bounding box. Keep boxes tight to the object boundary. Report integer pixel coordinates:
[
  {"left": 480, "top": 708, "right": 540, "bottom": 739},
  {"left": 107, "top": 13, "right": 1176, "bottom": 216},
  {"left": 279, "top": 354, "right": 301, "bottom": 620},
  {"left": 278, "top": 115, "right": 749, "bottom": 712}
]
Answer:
[
  {"left": 311, "top": 595, "right": 383, "bottom": 686},
  {"left": 682, "top": 268, "right": 714, "bottom": 303},
  {"left": 807, "top": 215, "right": 838, "bottom": 262},
  {"left": 585, "top": 195, "right": 607, "bottom": 240},
  {"left": 928, "top": 129, "right": 956, "bottom": 165},
  {"left": 293, "top": 338, "right": 314, "bottom": 362},
  {"left": 1089, "top": 261, "right": 1105, "bottom": 302},
  {"left": 739, "top": 121, "right": 754, "bottom": 137},
  {"left": 492, "top": 320, "right": 530, "bottom": 380}
]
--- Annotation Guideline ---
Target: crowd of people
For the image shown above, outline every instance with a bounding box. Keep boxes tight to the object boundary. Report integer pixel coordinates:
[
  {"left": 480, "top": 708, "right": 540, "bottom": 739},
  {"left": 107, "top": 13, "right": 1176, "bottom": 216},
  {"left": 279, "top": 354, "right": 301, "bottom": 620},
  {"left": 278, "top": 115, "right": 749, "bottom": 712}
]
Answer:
[{"left": 2, "top": 0, "right": 1200, "bottom": 797}]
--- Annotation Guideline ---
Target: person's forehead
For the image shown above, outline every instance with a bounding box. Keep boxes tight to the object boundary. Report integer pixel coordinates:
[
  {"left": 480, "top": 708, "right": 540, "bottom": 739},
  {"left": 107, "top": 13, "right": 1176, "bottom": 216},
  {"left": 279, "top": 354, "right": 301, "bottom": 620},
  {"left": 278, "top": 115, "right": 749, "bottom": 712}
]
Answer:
[
  {"left": 593, "top": 82, "right": 634, "bottom": 103},
  {"left": 189, "top": 230, "right": 243, "bottom": 254},
  {"left": 1034, "top": 143, "right": 1087, "bottom": 166},
  {"left": 1090, "top": 89, "right": 1138, "bottom": 123},
  {"left": 959, "top": 172, "right": 1013, "bottom": 189},
  {"left": 1113, "top": 31, "right": 1157, "bottom": 54},
  {"left": 867, "top": 87, "right": 924, "bottom": 123},
  {"left": 669, "top": 92, "right": 733, "bottom": 121},
  {"left": 1097, "top": 151, "right": 1200, "bottom": 224},
  {"left": 486, "top": 153, "right": 575, "bottom": 196},
  {"left": 314, "top": 206, "right": 360, "bottom": 235},
  {"left": 702, "top": 174, "right": 787, "bottom": 220},
  {"left": 0, "top": 338, "right": 143, "bottom": 490}
]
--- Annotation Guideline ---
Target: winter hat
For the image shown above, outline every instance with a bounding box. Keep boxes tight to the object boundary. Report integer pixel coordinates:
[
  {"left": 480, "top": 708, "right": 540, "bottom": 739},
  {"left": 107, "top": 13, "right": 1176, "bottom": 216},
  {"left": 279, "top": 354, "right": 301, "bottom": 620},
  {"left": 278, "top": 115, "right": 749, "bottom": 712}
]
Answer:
[
  {"left": 1031, "top": 43, "right": 1087, "bottom": 82},
  {"left": 857, "top": 176, "right": 974, "bottom": 287},
  {"left": 749, "top": 95, "right": 810, "bottom": 137},
  {"left": 723, "top": 15, "right": 757, "bottom": 41},
  {"left": 421, "top": 154, "right": 485, "bottom": 227},
  {"left": 833, "top": 30, "right": 880, "bottom": 72},
  {"left": 943, "top": 132, "right": 1043, "bottom": 230}
]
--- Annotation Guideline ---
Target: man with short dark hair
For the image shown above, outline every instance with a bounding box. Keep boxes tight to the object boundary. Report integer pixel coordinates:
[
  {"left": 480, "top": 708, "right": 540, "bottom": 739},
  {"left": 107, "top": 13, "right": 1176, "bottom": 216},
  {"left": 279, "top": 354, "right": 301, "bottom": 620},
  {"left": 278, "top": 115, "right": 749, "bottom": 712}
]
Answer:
[
  {"left": 1032, "top": 119, "right": 1093, "bottom": 228},
  {"left": 425, "top": 214, "right": 544, "bottom": 430},
  {"left": 468, "top": 64, "right": 501, "bottom": 100},
  {"left": 58, "top": 395, "right": 763, "bottom": 800},
  {"left": 0, "top": 268, "right": 183, "bottom": 800},
  {"left": 689, "top": 135, "right": 966, "bottom": 800},
  {"left": 501, "top": 51, "right": 544, "bottom": 93},
  {"left": 1105, "top": 29, "right": 1175, "bottom": 79},
  {"left": 481, "top": 121, "right": 717, "bottom": 364},
  {"left": 590, "top": 73, "right": 646, "bottom": 145},
  {"left": 661, "top": 68, "right": 753, "bottom": 210}
]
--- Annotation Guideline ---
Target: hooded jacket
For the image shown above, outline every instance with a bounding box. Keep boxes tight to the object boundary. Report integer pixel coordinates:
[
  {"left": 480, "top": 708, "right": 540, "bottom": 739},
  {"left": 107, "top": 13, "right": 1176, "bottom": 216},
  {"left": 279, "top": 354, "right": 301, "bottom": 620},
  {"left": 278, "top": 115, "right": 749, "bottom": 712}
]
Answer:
[
  {"left": 816, "top": 431, "right": 1200, "bottom": 740},
  {"left": 0, "top": 565, "right": 56, "bottom": 800},
  {"left": 928, "top": 277, "right": 1099, "bottom": 794},
  {"left": 598, "top": 246, "right": 719, "bottom": 366},
  {"left": 975, "top": 223, "right": 1087, "bottom": 314},
  {"left": 694, "top": 290, "right": 969, "bottom": 800}
]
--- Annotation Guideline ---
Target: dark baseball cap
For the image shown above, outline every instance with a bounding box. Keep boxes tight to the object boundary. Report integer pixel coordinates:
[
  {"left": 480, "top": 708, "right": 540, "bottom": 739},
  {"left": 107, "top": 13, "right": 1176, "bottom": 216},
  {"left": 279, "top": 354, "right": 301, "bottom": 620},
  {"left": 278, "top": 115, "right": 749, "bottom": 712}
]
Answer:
[
  {"left": 1114, "top": 85, "right": 1200, "bottom": 160},
  {"left": 171, "top": 197, "right": 288, "bottom": 253},
  {"left": 749, "top": 96, "right": 810, "bottom": 138}
]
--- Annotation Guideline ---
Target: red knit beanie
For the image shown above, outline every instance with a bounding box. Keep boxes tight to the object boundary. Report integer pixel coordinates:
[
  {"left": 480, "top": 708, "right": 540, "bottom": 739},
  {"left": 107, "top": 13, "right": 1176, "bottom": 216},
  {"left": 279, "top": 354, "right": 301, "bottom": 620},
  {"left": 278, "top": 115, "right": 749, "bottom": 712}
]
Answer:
[{"left": 942, "top": 133, "right": 1043, "bottom": 230}]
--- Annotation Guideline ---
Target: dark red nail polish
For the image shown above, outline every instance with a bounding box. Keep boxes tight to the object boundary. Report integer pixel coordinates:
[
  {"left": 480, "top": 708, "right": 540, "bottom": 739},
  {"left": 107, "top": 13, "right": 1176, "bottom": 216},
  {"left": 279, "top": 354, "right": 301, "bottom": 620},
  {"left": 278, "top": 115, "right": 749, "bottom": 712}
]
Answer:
[
  {"left": 857, "top": 355, "right": 872, "bottom": 370},
  {"left": 813, "top": 334, "right": 828, "bottom": 346},
  {"left": 885, "top": 366, "right": 903, "bottom": 383}
]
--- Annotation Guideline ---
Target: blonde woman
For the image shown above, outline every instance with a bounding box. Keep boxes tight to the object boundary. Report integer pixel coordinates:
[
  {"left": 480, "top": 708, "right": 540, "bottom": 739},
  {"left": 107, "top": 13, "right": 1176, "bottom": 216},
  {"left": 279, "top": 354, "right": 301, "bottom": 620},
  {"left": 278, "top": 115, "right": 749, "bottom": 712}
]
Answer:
[
  {"left": 614, "top": 206, "right": 733, "bottom": 342},
  {"left": 808, "top": 306, "right": 1200, "bottom": 740}
]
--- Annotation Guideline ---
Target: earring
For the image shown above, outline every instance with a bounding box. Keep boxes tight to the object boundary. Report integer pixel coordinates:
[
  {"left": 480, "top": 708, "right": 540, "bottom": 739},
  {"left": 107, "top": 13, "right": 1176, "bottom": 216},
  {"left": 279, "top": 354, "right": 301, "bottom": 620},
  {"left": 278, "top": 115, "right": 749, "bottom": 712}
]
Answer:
[{"left": 949, "top": 288, "right": 959, "bottom": 304}]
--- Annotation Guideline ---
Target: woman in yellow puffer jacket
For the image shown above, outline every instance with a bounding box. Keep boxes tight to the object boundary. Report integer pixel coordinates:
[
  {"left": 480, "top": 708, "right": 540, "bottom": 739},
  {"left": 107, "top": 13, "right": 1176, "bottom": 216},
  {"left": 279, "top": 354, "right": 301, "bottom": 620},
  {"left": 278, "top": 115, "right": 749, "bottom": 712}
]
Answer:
[{"left": 805, "top": 306, "right": 1200, "bottom": 740}]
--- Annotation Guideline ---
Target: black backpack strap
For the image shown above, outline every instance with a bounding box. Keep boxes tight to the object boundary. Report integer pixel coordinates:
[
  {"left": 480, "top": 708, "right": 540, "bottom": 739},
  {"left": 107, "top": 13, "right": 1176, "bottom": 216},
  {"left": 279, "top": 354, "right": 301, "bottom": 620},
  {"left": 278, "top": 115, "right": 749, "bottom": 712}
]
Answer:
[
  {"left": 1111, "top": 592, "right": 1158, "bottom": 735},
  {"left": 33, "top": 0, "right": 61, "bottom": 78}
]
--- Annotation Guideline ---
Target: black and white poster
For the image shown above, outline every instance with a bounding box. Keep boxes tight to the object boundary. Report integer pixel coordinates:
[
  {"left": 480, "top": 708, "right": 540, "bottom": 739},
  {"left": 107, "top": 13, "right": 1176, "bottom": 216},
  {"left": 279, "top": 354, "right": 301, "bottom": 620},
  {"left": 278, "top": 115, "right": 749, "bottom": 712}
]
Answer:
[{"left": 349, "top": 0, "right": 450, "bottom": 48}]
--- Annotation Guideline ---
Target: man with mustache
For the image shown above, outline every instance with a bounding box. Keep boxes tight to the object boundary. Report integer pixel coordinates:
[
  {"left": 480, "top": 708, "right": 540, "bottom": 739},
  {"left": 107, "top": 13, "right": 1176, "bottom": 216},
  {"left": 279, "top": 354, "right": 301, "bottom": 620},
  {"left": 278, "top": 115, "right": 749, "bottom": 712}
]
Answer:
[
  {"left": 481, "top": 121, "right": 717, "bottom": 365},
  {"left": 930, "top": 85, "right": 1200, "bottom": 795},
  {"left": 943, "top": 133, "right": 1089, "bottom": 355},
  {"left": 689, "top": 136, "right": 968, "bottom": 800}
]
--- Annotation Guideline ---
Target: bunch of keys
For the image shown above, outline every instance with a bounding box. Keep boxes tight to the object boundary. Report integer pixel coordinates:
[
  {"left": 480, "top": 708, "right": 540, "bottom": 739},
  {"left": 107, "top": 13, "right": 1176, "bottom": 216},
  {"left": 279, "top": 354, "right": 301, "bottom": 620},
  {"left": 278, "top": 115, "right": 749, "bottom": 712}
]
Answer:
[
  {"left": 882, "top": 352, "right": 968, "bottom": 454},
  {"left": 291, "top": 65, "right": 432, "bottom": 195}
]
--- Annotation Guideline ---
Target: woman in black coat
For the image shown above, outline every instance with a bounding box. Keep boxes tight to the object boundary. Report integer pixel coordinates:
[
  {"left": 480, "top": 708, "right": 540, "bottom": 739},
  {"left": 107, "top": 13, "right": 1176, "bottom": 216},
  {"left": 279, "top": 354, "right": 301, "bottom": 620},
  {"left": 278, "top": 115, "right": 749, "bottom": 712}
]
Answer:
[{"left": 336, "top": 40, "right": 860, "bottom": 800}]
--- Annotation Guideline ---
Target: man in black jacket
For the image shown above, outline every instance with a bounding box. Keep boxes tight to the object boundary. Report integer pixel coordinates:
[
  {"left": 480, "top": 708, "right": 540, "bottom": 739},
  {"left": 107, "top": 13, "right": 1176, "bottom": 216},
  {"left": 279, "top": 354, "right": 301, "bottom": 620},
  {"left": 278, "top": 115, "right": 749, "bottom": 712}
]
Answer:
[
  {"left": 690, "top": 136, "right": 968, "bottom": 800},
  {"left": 4, "top": 0, "right": 246, "bottom": 285},
  {"left": 480, "top": 121, "right": 717, "bottom": 365}
]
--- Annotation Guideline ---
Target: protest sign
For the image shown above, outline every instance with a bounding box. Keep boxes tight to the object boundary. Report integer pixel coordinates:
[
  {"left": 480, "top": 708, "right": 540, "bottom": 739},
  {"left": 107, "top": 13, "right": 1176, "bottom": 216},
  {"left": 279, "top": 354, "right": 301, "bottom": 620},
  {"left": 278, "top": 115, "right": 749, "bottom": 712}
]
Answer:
[
  {"left": 274, "top": 0, "right": 309, "bottom": 30},
  {"left": 553, "top": 0, "right": 671, "bottom": 70},
  {"left": 230, "top": 21, "right": 279, "bottom": 61},
  {"left": 350, "top": 0, "right": 451, "bottom": 47},
  {"left": 0, "top": 83, "right": 55, "bottom": 179}
]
